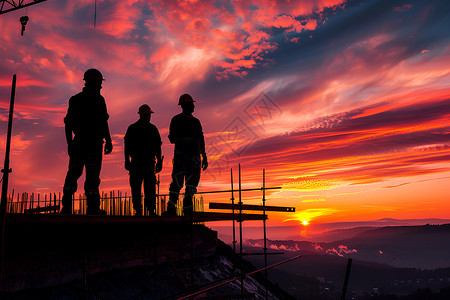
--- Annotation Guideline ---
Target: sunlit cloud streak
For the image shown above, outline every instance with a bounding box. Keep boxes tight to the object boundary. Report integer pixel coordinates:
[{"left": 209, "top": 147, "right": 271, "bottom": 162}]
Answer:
[{"left": 230, "top": 97, "right": 450, "bottom": 185}]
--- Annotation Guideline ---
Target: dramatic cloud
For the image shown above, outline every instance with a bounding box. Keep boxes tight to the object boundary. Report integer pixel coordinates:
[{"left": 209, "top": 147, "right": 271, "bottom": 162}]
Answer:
[{"left": 0, "top": 0, "right": 449, "bottom": 224}]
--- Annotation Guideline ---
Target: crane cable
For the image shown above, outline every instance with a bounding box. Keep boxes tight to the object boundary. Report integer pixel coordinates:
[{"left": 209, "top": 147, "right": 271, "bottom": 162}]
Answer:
[{"left": 94, "top": 0, "right": 97, "bottom": 28}]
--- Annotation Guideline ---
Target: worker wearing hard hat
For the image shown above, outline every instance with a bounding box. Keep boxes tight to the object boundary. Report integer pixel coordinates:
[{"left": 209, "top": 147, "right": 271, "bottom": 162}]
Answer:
[
  {"left": 165, "top": 94, "right": 208, "bottom": 216},
  {"left": 60, "top": 68, "right": 113, "bottom": 215},
  {"left": 124, "top": 104, "right": 163, "bottom": 216}
]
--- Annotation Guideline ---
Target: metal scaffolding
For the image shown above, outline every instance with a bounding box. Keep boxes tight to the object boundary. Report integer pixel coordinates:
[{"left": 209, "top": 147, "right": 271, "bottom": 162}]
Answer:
[{"left": 0, "top": 0, "right": 47, "bottom": 15}]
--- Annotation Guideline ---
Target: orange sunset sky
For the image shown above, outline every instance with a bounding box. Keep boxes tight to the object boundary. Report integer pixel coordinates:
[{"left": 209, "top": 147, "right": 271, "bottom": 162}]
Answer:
[{"left": 0, "top": 0, "right": 449, "bottom": 226}]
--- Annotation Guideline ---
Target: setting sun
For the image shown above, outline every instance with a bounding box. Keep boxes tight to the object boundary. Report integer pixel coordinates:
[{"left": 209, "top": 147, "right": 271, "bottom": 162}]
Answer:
[{"left": 302, "top": 220, "right": 309, "bottom": 226}]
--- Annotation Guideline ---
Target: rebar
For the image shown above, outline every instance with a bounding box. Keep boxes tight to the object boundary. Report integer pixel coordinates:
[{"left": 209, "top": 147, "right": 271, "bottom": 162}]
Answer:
[{"left": 176, "top": 254, "right": 302, "bottom": 300}]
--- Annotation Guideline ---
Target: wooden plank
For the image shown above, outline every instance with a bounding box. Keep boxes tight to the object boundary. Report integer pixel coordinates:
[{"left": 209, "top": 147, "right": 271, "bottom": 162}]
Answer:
[{"left": 24, "top": 205, "right": 60, "bottom": 214}]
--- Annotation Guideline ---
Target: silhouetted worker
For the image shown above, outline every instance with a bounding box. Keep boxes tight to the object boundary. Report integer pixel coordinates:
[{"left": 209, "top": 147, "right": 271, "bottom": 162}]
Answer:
[
  {"left": 124, "top": 104, "right": 163, "bottom": 216},
  {"left": 166, "top": 94, "right": 208, "bottom": 216},
  {"left": 60, "top": 68, "right": 113, "bottom": 215}
]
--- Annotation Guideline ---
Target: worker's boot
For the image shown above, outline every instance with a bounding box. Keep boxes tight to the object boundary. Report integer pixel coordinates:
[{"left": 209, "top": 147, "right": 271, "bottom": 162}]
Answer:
[
  {"left": 162, "top": 194, "right": 178, "bottom": 216},
  {"left": 183, "top": 187, "right": 195, "bottom": 216},
  {"left": 145, "top": 205, "right": 157, "bottom": 216},
  {"left": 183, "top": 206, "right": 193, "bottom": 216},
  {"left": 86, "top": 194, "right": 106, "bottom": 215},
  {"left": 60, "top": 194, "right": 73, "bottom": 214},
  {"left": 163, "top": 203, "right": 176, "bottom": 216}
]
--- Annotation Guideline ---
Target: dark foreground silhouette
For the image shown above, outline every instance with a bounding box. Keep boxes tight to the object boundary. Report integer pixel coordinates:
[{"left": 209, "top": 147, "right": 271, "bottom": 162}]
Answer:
[{"left": 61, "top": 68, "right": 112, "bottom": 215}]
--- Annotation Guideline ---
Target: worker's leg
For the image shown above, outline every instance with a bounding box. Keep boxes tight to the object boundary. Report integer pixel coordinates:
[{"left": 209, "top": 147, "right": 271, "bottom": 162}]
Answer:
[
  {"left": 61, "top": 154, "right": 84, "bottom": 214},
  {"left": 183, "top": 156, "right": 201, "bottom": 215},
  {"left": 143, "top": 171, "right": 157, "bottom": 215},
  {"left": 167, "top": 158, "right": 185, "bottom": 215},
  {"left": 84, "top": 146, "right": 103, "bottom": 214},
  {"left": 130, "top": 172, "right": 143, "bottom": 216}
]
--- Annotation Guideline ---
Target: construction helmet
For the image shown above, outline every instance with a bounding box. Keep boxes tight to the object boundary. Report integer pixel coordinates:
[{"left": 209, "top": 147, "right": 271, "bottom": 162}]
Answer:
[
  {"left": 178, "top": 93, "right": 195, "bottom": 105},
  {"left": 83, "top": 68, "right": 104, "bottom": 81},
  {"left": 138, "top": 104, "right": 154, "bottom": 114}
]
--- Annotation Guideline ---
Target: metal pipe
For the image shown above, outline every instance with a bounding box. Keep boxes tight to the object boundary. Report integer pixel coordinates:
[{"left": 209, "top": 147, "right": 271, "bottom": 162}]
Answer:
[
  {"left": 263, "top": 169, "right": 268, "bottom": 300},
  {"left": 230, "top": 168, "right": 236, "bottom": 252},
  {"left": 0, "top": 74, "right": 17, "bottom": 286},
  {"left": 239, "top": 164, "right": 243, "bottom": 299},
  {"left": 176, "top": 254, "right": 302, "bottom": 300},
  {"left": 194, "top": 186, "right": 282, "bottom": 195},
  {"left": 154, "top": 186, "right": 283, "bottom": 198},
  {"left": 231, "top": 168, "right": 237, "bottom": 276},
  {"left": 157, "top": 174, "right": 160, "bottom": 215},
  {"left": 341, "top": 258, "right": 353, "bottom": 300}
]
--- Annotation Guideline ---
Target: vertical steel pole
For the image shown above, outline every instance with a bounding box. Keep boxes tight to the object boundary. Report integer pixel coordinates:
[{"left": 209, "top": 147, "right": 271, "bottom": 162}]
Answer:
[
  {"left": 263, "top": 169, "right": 268, "bottom": 300},
  {"left": 230, "top": 168, "right": 237, "bottom": 276},
  {"left": 157, "top": 174, "right": 160, "bottom": 215},
  {"left": 341, "top": 258, "right": 353, "bottom": 300},
  {"left": 0, "top": 74, "right": 17, "bottom": 286},
  {"left": 230, "top": 168, "right": 236, "bottom": 253},
  {"left": 238, "top": 164, "right": 244, "bottom": 299},
  {"left": 53, "top": 193, "right": 57, "bottom": 213}
]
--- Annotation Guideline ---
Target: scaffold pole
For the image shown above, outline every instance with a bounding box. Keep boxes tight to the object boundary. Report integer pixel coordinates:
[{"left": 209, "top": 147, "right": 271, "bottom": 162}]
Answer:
[{"left": 0, "top": 74, "right": 17, "bottom": 286}]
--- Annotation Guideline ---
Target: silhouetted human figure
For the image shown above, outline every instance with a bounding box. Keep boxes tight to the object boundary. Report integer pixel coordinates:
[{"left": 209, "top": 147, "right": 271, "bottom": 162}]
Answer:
[
  {"left": 124, "top": 104, "right": 163, "bottom": 216},
  {"left": 165, "top": 94, "right": 208, "bottom": 216},
  {"left": 60, "top": 68, "right": 113, "bottom": 215}
]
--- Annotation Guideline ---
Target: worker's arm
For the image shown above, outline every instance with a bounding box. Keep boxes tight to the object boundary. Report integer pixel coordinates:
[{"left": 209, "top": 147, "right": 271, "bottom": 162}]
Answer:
[
  {"left": 155, "top": 127, "right": 163, "bottom": 173},
  {"left": 198, "top": 121, "right": 208, "bottom": 171},
  {"left": 65, "top": 123, "right": 74, "bottom": 156},
  {"left": 124, "top": 128, "right": 131, "bottom": 171},
  {"left": 64, "top": 99, "right": 74, "bottom": 156},
  {"left": 168, "top": 117, "right": 178, "bottom": 144},
  {"left": 104, "top": 121, "right": 113, "bottom": 155},
  {"left": 101, "top": 98, "right": 113, "bottom": 155}
]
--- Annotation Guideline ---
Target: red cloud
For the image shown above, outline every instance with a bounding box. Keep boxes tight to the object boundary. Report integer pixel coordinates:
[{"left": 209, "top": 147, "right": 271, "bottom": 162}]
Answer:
[{"left": 143, "top": 0, "right": 345, "bottom": 79}]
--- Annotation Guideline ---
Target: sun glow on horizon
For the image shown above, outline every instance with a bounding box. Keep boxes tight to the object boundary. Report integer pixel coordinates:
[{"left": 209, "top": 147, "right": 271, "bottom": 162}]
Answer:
[{"left": 283, "top": 209, "right": 337, "bottom": 225}]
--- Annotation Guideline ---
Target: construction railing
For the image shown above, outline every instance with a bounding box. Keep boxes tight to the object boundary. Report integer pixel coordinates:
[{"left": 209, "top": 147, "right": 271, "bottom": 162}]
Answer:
[{"left": 5, "top": 191, "right": 204, "bottom": 216}]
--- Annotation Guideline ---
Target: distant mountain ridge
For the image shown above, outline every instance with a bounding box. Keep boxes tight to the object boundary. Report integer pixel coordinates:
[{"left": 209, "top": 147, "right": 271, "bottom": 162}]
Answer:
[
  {"left": 211, "top": 218, "right": 450, "bottom": 243},
  {"left": 326, "top": 223, "right": 450, "bottom": 269},
  {"left": 287, "top": 218, "right": 450, "bottom": 241},
  {"left": 244, "top": 223, "right": 450, "bottom": 298},
  {"left": 247, "top": 223, "right": 450, "bottom": 269}
]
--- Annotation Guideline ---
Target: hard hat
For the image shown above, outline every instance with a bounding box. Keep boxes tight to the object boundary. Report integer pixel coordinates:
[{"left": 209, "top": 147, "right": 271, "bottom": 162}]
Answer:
[
  {"left": 83, "top": 68, "right": 104, "bottom": 81},
  {"left": 138, "top": 104, "right": 154, "bottom": 114},
  {"left": 178, "top": 93, "right": 195, "bottom": 105}
]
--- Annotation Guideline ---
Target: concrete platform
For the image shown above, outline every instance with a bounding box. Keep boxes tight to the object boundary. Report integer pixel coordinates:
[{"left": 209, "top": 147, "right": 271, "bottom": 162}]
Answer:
[{"left": 4, "top": 211, "right": 268, "bottom": 224}]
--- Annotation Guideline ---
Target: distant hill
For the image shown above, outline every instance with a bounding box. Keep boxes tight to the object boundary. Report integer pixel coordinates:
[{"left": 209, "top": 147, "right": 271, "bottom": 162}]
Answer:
[
  {"left": 247, "top": 223, "right": 450, "bottom": 269},
  {"left": 298, "top": 226, "right": 376, "bottom": 242},
  {"left": 210, "top": 218, "right": 450, "bottom": 243},
  {"left": 324, "top": 223, "right": 450, "bottom": 269},
  {"left": 247, "top": 248, "right": 450, "bottom": 299},
  {"left": 244, "top": 223, "right": 450, "bottom": 298}
]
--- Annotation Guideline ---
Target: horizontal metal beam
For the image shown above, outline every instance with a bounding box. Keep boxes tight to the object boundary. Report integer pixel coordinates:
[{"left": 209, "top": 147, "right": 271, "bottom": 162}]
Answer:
[
  {"left": 195, "top": 186, "right": 282, "bottom": 195},
  {"left": 209, "top": 202, "right": 295, "bottom": 212},
  {"left": 0, "top": 0, "right": 48, "bottom": 15},
  {"left": 154, "top": 186, "right": 281, "bottom": 197}
]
